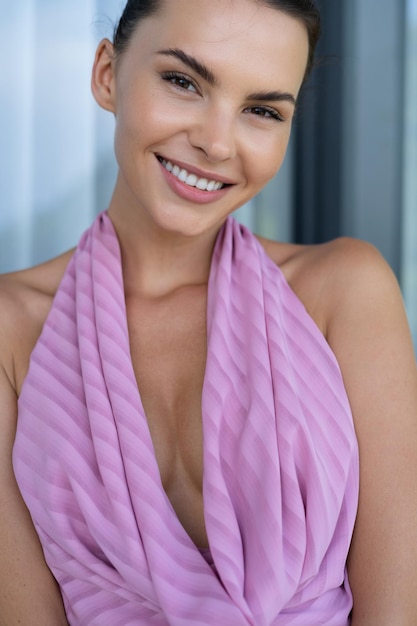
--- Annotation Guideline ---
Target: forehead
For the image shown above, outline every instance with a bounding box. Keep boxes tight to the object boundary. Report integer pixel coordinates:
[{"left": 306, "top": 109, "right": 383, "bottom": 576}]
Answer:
[{"left": 128, "top": 0, "right": 309, "bottom": 95}]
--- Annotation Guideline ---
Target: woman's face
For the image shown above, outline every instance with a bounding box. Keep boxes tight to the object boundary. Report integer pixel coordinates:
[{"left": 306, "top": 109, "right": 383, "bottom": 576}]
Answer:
[{"left": 95, "top": 0, "right": 309, "bottom": 238}]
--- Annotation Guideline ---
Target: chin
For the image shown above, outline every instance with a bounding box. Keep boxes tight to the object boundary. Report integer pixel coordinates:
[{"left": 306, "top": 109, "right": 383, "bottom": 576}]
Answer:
[{"left": 150, "top": 203, "right": 227, "bottom": 239}]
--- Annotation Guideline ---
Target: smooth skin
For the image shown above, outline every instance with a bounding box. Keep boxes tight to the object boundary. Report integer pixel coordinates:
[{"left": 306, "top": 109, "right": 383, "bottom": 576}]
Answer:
[{"left": 1, "top": 1, "right": 417, "bottom": 624}]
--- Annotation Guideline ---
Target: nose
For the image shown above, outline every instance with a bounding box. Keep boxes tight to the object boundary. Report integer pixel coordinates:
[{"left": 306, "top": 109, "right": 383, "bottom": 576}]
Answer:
[{"left": 188, "top": 106, "right": 237, "bottom": 163}]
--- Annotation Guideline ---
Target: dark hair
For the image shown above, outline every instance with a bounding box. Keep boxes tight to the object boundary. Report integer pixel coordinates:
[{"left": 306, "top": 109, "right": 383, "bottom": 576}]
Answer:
[
  {"left": 113, "top": 0, "right": 321, "bottom": 79},
  {"left": 113, "top": 0, "right": 160, "bottom": 56}
]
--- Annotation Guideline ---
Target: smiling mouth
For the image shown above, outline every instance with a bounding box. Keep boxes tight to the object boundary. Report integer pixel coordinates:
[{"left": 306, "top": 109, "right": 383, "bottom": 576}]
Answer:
[{"left": 157, "top": 157, "right": 228, "bottom": 192}]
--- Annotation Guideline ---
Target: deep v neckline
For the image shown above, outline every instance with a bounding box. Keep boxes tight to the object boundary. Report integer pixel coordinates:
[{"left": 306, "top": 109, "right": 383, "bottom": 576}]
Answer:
[{"left": 109, "top": 214, "right": 217, "bottom": 555}]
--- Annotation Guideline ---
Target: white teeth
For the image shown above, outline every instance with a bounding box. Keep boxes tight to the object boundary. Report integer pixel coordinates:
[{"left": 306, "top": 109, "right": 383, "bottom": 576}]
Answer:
[
  {"left": 160, "top": 158, "right": 225, "bottom": 192},
  {"left": 196, "top": 178, "right": 209, "bottom": 190},
  {"left": 186, "top": 173, "right": 198, "bottom": 186},
  {"left": 178, "top": 169, "right": 188, "bottom": 182}
]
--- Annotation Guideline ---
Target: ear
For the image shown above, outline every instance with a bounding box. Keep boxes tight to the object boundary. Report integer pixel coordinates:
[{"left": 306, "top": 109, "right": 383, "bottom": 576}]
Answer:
[{"left": 91, "top": 39, "right": 117, "bottom": 113}]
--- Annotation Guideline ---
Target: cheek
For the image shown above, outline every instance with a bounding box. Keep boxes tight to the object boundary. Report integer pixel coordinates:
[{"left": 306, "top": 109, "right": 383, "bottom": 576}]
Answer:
[
  {"left": 112, "top": 98, "right": 159, "bottom": 164},
  {"left": 113, "top": 91, "right": 186, "bottom": 161},
  {"left": 248, "top": 130, "right": 291, "bottom": 186}
]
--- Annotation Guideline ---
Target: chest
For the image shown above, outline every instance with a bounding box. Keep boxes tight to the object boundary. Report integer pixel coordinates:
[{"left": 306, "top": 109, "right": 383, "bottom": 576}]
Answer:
[{"left": 126, "top": 287, "right": 209, "bottom": 546}]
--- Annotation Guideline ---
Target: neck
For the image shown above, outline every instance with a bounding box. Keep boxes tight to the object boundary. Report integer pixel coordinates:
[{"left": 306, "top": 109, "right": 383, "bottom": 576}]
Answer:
[{"left": 107, "top": 206, "right": 223, "bottom": 300}]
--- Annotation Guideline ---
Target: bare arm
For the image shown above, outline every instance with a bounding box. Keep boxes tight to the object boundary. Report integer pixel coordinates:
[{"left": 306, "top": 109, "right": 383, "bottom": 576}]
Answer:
[
  {"left": 0, "top": 335, "right": 68, "bottom": 624},
  {"left": 326, "top": 240, "right": 417, "bottom": 625}
]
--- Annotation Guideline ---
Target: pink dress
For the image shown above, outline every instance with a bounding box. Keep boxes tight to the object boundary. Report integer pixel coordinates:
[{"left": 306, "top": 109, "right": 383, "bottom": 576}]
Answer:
[{"left": 13, "top": 214, "right": 359, "bottom": 625}]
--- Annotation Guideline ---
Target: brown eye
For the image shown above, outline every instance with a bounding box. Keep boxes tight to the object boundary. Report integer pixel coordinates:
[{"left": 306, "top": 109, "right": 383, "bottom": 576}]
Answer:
[
  {"left": 162, "top": 72, "right": 198, "bottom": 93},
  {"left": 246, "top": 106, "right": 284, "bottom": 122}
]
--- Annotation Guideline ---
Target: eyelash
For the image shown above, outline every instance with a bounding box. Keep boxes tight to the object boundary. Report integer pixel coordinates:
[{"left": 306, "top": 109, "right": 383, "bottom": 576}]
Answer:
[
  {"left": 245, "top": 106, "right": 285, "bottom": 123},
  {"left": 162, "top": 71, "right": 198, "bottom": 93},
  {"left": 161, "top": 71, "right": 285, "bottom": 123}
]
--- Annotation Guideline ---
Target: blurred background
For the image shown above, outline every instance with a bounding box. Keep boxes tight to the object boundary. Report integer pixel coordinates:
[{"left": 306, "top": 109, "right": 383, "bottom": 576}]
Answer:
[{"left": 0, "top": 0, "right": 416, "bottom": 348}]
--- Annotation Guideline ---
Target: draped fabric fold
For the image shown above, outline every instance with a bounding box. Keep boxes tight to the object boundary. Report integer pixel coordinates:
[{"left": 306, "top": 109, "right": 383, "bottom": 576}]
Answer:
[{"left": 14, "top": 213, "right": 359, "bottom": 625}]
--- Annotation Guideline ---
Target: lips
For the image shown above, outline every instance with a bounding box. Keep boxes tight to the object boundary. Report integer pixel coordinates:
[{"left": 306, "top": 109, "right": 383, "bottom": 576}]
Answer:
[{"left": 157, "top": 156, "right": 231, "bottom": 192}]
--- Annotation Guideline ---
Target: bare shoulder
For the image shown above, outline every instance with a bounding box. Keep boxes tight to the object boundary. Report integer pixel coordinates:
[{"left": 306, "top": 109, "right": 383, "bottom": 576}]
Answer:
[
  {"left": 256, "top": 234, "right": 395, "bottom": 336},
  {"left": 0, "top": 249, "right": 74, "bottom": 394}
]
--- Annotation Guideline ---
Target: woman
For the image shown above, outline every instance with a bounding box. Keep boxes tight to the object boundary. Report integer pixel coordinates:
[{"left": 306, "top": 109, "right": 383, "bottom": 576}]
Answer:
[{"left": 1, "top": 0, "right": 417, "bottom": 624}]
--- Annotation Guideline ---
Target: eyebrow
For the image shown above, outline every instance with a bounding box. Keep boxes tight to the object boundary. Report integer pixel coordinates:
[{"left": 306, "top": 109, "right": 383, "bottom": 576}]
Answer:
[
  {"left": 246, "top": 90, "right": 296, "bottom": 107},
  {"left": 157, "top": 48, "right": 219, "bottom": 87},
  {"left": 156, "top": 48, "right": 297, "bottom": 107}
]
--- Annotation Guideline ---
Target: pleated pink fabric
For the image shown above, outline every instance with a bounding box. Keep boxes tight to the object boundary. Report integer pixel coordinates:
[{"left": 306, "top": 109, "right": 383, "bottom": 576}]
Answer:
[{"left": 14, "top": 213, "right": 359, "bottom": 625}]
